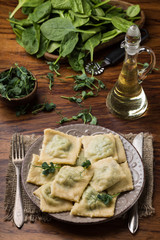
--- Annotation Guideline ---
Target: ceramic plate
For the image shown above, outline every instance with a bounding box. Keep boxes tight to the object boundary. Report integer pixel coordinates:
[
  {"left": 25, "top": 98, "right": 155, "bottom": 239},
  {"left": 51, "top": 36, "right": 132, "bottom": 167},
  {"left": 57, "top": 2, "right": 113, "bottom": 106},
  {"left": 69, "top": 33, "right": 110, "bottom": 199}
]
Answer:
[{"left": 22, "top": 124, "right": 144, "bottom": 224}]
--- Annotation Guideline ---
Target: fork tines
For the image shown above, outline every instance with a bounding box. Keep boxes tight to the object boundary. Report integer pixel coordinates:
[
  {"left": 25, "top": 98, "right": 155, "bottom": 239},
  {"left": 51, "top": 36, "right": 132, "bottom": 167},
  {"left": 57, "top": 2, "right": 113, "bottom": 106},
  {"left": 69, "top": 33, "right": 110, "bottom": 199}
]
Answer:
[{"left": 12, "top": 134, "right": 25, "bottom": 162}]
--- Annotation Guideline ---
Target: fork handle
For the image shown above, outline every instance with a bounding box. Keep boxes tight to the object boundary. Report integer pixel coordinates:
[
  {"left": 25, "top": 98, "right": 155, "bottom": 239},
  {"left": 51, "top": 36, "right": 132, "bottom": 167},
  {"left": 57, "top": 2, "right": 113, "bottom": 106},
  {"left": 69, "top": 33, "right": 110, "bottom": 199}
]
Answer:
[{"left": 13, "top": 166, "right": 24, "bottom": 228}]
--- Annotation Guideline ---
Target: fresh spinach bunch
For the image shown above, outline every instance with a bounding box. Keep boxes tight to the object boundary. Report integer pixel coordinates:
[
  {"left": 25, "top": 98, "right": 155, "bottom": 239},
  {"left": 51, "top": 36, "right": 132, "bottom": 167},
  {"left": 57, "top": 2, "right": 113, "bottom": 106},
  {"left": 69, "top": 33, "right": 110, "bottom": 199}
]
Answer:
[
  {"left": 0, "top": 63, "right": 35, "bottom": 100},
  {"left": 9, "top": 1, "right": 141, "bottom": 71}
]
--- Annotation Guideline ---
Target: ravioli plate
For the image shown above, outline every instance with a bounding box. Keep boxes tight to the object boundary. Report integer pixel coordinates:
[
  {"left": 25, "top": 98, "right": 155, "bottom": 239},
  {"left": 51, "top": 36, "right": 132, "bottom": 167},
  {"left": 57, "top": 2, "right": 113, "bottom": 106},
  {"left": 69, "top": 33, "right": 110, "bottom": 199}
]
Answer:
[{"left": 22, "top": 124, "right": 144, "bottom": 224}]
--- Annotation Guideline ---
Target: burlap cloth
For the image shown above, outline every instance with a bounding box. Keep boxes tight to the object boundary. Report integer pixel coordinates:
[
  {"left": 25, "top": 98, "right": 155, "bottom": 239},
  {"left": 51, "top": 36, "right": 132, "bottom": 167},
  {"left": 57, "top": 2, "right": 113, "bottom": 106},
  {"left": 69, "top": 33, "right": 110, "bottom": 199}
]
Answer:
[{"left": 4, "top": 133, "right": 155, "bottom": 223}]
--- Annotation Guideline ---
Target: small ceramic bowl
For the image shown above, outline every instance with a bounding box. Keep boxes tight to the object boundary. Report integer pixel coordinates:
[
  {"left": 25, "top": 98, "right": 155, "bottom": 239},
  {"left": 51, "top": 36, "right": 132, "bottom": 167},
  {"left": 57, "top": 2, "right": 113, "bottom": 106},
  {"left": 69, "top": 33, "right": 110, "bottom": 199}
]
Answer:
[{"left": 0, "top": 68, "right": 38, "bottom": 107}]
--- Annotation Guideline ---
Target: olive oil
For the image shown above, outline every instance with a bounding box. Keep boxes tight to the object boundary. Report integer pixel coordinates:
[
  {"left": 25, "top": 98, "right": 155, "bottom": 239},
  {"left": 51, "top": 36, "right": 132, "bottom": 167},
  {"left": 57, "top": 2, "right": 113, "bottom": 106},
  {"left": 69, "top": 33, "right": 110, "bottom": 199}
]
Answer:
[{"left": 106, "top": 25, "right": 156, "bottom": 120}]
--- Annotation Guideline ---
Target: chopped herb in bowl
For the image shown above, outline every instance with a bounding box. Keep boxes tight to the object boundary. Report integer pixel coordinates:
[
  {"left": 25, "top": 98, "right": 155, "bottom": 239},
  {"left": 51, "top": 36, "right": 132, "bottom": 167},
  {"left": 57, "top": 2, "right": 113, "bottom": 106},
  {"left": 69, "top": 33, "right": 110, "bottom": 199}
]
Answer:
[{"left": 0, "top": 63, "right": 37, "bottom": 106}]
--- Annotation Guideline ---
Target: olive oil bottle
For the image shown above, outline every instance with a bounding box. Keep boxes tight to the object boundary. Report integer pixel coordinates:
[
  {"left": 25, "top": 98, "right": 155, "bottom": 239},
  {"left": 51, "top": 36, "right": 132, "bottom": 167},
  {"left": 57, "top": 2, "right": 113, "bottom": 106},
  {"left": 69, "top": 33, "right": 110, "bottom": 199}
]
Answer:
[{"left": 106, "top": 25, "right": 156, "bottom": 120}]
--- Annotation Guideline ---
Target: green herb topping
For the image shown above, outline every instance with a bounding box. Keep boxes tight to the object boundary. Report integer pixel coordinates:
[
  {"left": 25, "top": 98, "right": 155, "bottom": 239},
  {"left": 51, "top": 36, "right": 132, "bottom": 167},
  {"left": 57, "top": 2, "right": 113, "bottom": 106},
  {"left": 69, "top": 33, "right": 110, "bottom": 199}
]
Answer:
[
  {"left": 97, "top": 192, "right": 120, "bottom": 206},
  {"left": 81, "top": 160, "right": 91, "bottom": 169},
  {"left": 34, "top": 162, "right": 61, "bottom": 176}
]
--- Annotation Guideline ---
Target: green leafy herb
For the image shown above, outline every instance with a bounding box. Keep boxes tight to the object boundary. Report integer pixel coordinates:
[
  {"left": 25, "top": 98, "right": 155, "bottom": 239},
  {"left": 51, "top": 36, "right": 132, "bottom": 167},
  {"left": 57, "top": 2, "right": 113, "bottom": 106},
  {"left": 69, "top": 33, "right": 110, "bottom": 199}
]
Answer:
[
  {"left": 22, "top": 23, "right": 40, "bottom": 54},
  {"left": 61, "top": 95, "right": 82, "bottom": 104},
  {"left": 56, "top": 32, "right": 79, "bottom": 63},
  {"left": 97, "top": 193, "right": 119, "bottom": 206},
  {"left": 15, "top": 101, "right": 56, "bottom": 116},
  {"left": 47, "top": 72, "right": 54, "bottom": 90},
  {"left": 126, "top": 5, "right": 140, "bottom": 18},
  {"left": 16, "top": 103, "right": 30, "bottom": 117},
  {"left": 81, "top": 160, "right": 91, "bottom": 169},
  {"left": 32, "top": 102, "right": 56, "bottom": 114},
  {"left": 40, "top": 17, "right": 95, "bottom": 42},
  {"left": 83, "top": 33, "right": 101, "bottom": 62},
  {"left": 58, "top": 106, "right": 97, "bottom": 125},
  {"left": 0, "top": 63, "right": 35, "bottom": 100},
  {"left": 61, "top": 90, "right": 96, "bottom": 105},
  {"left": 69, "top": 73, "right": 105, "bottom": 92},
  {"left": 10, "top": 0, "right": 45, "bottom": 19},
  {"left": 34, "top": 162, "right": 61, "bottom": 176},
  {"left": 10, "top": 1, "right": 141, "bottom": 71},
  {"left": 111, "top": 16, "right": 133, "bottom": 33},
  {"left": 138, "top": 62, "right": 160, "bottom": 73},
  {"left": 47, "top": 61, "right": 60, "bottom": 76}
]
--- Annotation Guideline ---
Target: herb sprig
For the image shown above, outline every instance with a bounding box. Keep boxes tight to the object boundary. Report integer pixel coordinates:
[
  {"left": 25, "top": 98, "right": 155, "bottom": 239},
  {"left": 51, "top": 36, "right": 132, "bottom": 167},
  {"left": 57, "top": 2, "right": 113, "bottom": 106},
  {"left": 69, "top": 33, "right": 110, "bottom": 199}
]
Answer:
[
  {"left": 16, "top": 102, "right": 56, "bottom": 116},
  {"left": 81, "top": 160, "right": 91, "bottom": 169},
  {"left": 66, "top": 74, "right": 105, "bottom": 92},
  {"left": 34, "top": 162, "right": 61, "bottom": 176},
  {"left": 61, "top": 91, "right": 96, "bottom": 105},
  {"left": 47, "top": 72, "right": 54, "bottom": 90},
  {"left": 97, "top": 193, "right": 120, "bottom": 206},
  {"left": 58, "top": 107, "right": 97, "bottom": 125},
  {"left": 47, "top": 61, "right": 60, "bottom": 76}
]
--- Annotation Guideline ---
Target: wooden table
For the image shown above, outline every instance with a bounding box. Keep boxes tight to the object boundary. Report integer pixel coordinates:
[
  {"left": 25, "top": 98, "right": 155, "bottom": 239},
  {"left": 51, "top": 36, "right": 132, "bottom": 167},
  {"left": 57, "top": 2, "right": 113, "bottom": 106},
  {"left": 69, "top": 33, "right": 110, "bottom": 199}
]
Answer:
[{"left": 0, "top": 0, "right": 160, "bottom": 239}]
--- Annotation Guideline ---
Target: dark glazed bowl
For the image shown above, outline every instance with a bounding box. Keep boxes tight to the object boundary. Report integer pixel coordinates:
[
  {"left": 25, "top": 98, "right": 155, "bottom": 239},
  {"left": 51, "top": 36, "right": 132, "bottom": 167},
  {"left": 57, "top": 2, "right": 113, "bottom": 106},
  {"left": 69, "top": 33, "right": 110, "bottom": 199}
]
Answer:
[{"left": 0, "top": 69, "right": 38, "bottom": 107}]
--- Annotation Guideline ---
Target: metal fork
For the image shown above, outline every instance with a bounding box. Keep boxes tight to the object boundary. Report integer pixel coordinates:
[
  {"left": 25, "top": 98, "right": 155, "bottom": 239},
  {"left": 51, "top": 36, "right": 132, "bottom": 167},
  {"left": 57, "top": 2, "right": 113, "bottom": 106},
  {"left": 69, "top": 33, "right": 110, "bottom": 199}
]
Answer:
[{"left": 12, "top": 134, "right": 25, "bottom": 228}]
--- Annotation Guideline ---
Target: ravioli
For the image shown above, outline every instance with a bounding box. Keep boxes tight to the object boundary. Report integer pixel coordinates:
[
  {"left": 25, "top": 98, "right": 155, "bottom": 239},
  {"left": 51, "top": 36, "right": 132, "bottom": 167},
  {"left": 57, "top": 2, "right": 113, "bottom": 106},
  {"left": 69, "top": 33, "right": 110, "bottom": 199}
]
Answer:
[
  {"left": 107, "top": 161, "right": 134, "bottom": 195},
  {"left": 81, "top": 133, "right": 118, "bottom": 163},
  {"left": 27, "top": 154, "right": 58, "bottom": 185},
  {"left": 70, "top": 186, "right": 117, "bottom": 218},
  {"left": 33, "top": 183, "right": 73, "bottom": 213},
  {"left": 39, "top": 129, "right": 81, "bottom": 165},
  {"left": 51, "top": 165, "right": 93, "bottom": 202},
  {"left": 114, "top": 134, "right": 127, "bottom": 163},
  {"left": 75, "top": 149, "right": 85, "bottom": 166},
  {"left": 90, "top": 157, "right": 126, "bottom": 192}
]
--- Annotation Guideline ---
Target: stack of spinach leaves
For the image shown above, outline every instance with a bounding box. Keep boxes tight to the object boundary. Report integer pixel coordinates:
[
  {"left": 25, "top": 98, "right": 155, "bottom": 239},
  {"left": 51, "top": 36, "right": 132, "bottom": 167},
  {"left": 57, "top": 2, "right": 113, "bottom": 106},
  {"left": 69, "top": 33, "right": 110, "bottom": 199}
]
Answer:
[{"left": 9, "top": 0, "right": 141, "bottom": 72}]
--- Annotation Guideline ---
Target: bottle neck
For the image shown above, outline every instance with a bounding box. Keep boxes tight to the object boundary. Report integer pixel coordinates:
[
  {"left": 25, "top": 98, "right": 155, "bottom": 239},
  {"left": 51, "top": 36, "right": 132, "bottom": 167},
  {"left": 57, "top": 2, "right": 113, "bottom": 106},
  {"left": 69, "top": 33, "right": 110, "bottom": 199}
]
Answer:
[{"left": 124, "top": 51, "right": 138, "bottom": 65}]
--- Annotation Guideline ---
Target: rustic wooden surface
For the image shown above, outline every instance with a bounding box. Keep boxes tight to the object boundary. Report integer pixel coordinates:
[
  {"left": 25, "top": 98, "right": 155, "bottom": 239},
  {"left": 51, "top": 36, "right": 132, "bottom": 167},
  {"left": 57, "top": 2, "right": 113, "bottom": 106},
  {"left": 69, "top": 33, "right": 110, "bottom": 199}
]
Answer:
[{"left": 0, "top": 0, "right": 160, "bottom": 239}]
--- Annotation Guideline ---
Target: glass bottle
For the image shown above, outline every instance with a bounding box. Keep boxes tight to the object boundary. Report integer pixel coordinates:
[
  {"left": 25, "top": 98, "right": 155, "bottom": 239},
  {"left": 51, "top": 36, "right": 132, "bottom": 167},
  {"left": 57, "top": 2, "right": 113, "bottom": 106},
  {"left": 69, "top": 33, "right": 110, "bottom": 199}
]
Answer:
[{"left": 106, "top": 25, "right": 156, "bottom": 120}]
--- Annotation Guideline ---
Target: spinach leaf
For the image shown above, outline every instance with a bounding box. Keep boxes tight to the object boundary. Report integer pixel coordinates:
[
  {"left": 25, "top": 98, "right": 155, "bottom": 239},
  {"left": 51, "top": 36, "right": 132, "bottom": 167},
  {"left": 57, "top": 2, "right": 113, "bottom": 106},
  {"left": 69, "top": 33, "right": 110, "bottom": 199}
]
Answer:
[
  {"left": 126, "top": 5, "right": 140, "bottom": 18},
  {"left": 101, "top": 29, "right": 122, "bottom": 43},
  {"left": 51, "top": 0, "right": 84, "bottom": 14},
  {"left": 40, "top": 17, "right": 76, "bottom": 41},
  {"left": 68, "top": 49, "right": 85, "bottom": 72},
  {"left": 22, "top": 7, "right": 34, "bottom": 15},
  {"left": 47, "top": 42, "right": 60, "bottom": 54},
  {"left": 111, "top": 16, "right": 133, "bottom": 33},
  {"left": 22, "top": 24, "right": 40, "bottom": 54},
  {"left": 51, "top": 0, "right": 72, "bottom": 10},
  {"left": 40, "top": 17, "right": 96, "bottom": 42},
  {"left": 36, "top": 34, "right": 49, "bottom": 58},
  {"left": 29, "top": 1, "right": 52, "bottom": 23},
  {"left": 93, "top": 0, "right": 110, "bottom": 8},
  {"left": 81, "top": 26, "right": 102, "bottom": 42},
  {"left": 84, "top": 33, "right": 101, "bottom": 62},
  {"left": 10, "top": 0, "right": 45, "bottom": 18},
  {"left": 59, "top": 32, "right": 79, "bottom": 58}
]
